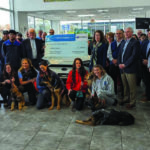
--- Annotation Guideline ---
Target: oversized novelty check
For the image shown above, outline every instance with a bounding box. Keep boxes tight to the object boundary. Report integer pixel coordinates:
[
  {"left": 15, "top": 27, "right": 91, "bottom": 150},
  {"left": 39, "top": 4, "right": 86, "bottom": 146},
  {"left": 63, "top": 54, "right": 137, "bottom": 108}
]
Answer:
[{"left": 44, "top": 34, "right": 89, "bottom": 64}]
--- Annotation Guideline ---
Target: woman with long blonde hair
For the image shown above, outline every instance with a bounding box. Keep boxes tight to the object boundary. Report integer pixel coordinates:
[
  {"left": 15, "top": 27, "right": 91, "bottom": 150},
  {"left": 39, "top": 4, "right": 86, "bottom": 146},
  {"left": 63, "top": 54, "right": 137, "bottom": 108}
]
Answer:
[
  {"left": 91, "top": 65, "right": 117, "bottom": 107},
  {"left": 18, "top": 58, "right": 37, "bottom": 105}
]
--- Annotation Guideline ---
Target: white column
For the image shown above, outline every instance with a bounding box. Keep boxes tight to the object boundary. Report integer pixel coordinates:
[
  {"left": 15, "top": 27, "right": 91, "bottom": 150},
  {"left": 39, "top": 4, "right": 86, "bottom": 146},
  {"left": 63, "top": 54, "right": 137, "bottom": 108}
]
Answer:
[
  {"left": 14, "top": 12, "right": 28, "bottom": 34},
  {"left": 51, "top": 20, "right": 60, "bottom": 34}
]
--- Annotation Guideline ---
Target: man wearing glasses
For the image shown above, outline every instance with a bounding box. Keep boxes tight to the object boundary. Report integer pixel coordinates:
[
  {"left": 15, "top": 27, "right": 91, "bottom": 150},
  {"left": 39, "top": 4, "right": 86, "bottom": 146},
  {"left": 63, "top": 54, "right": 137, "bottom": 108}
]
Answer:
[
  {"left": 118, "top": 27, "right": 140, "bottom": 109},
  {"left": 49, "top": 29, "right": 55, "bottom": 35}
]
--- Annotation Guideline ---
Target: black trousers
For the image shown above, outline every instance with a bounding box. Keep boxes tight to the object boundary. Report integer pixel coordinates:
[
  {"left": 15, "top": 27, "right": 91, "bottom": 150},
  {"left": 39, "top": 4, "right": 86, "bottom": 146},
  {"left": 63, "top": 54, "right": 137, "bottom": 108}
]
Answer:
[
  {"left": 1, "top": 86, "right": 11, "bottom": 105},
  {"left": 69, "top": 90, "right": 85, "bottom": 110},
  {"left": 142, "top": 65, "right": 150, "bottom": 99},
  {"left": 19, "top": 83, "right": 37, "bottom": 104},
  {"left": 109, "top": 64, "right": 122, "bottom": 94}
]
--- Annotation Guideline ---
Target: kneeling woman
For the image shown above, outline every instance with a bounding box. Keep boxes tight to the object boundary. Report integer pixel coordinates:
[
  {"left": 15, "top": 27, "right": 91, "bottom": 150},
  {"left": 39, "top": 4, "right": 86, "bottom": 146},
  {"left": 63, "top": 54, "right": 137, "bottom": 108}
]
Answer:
[
  {"left": 18, "top": 58, "right": 37, "bottom": 105},
  {"left": 91, "top": 65, "right": 117, "bottom": 107},
  {"left": 1, "top": 63, "right": 19, "bottom": 107},
  {"left": 66, "top": 58, "right": 88, "bottom": 111},
  {"left": 36, "top": 60, "right": 64, "bottom": 109}
]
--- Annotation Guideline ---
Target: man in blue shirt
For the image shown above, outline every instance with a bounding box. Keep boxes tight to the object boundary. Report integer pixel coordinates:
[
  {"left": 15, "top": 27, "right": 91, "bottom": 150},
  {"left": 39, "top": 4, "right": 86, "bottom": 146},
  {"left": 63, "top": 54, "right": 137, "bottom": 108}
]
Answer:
[
  {"left": 118, "top": 27, "right": 140, "bottom": 109},
  {"left": 2, "top": 30, "right": 23, "bottom": 71}
]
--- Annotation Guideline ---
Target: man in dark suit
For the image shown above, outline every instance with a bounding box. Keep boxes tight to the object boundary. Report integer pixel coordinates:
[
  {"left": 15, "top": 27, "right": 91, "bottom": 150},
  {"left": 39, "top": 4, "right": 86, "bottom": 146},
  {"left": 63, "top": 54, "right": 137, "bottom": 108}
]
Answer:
[
  {"left": 22, "top": 28, "right": 44, "bottom": 69},
  {"left": 140, "top": 29, "right": 150, "bottom": 102},
  {"left": 118, "top": 27, "right": 140, "bottom": 109}
]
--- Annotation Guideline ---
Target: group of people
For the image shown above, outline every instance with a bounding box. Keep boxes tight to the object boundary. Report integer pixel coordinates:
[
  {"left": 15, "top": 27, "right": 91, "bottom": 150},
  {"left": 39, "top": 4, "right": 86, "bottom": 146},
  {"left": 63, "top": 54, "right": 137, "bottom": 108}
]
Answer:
[
  {"left": 0, "top": 26, "right": 150, "bottom": 112},
  {"left": 89, "top": 27, "right": 150, "bottom": 109}
]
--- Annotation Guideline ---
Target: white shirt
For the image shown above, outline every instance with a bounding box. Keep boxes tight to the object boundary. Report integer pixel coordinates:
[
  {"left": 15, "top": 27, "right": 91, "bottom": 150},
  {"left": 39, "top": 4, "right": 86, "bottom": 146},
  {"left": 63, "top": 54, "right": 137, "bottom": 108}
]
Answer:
[
  {"left": 107, "top": 44, "right": 113, "bottom": 61},
  {"left": 30, "top": 39, "right": 37, "bottom": 59},
  {"left": 117, "top": 40, "right": 122, "bottom": 47}
]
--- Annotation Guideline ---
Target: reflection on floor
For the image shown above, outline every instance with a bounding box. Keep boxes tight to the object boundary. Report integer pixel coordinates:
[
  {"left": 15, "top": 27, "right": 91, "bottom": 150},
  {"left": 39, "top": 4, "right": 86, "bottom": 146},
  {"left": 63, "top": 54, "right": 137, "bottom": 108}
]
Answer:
[{"left": 0, "top": 87, "right": 150, "bottom": 150}]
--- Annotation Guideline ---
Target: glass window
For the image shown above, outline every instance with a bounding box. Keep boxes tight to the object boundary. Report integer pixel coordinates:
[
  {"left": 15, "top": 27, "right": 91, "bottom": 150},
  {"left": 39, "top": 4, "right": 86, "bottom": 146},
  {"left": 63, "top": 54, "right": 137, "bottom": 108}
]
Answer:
[
  {"left": 28, "top": 16, "right": 35, "bottom": 29},
  {"left": 111, "top": 22, "right": 123, "bottom": 30},
  {"left": 0, "top": 0, "right": 10, "bottom": 9},
  {"left": 0, "top": 10, "right": 11, "bottom": 38},
  {"left": 124, "top": 22, "right": 135, "bottom": 32},
  {"left": 44, "top": 20, "right": 51, "bottom": 33},
  {"left": 35, "top": 18, "right": 44, "bottom": 33}
]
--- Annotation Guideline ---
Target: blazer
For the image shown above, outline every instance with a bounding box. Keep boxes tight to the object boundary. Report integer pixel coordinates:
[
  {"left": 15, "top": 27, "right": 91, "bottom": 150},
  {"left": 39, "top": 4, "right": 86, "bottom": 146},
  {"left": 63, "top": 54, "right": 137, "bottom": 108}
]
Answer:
[
  {"left": 22, "top": 38, "right": 44, "bottom": 61},
  {"left": 90, "top": 42, "right": 107, "bottom": 70},
  {"left": 110, "top": 40, "right": 125, "bottom": 65},
  {"left": 118, "top": 38, "right": 140, "bottom": 73}
]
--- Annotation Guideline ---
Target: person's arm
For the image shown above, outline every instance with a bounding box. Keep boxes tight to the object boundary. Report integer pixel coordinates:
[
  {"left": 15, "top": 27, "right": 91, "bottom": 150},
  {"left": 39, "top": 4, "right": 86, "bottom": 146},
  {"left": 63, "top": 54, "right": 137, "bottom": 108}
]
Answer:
[
  {"left": 36, "top": 72, "right": 46, "bottom": 90},
  {"left": 18, "top": 71, "right": 33, "bottom": 85},
  {"left": 91, "top": 81, "right": 96, "bottom": 97},
  {"left": 66, "top": 71, "right": 72, "bottom": 90},
  {"left": 66, "top": 71, "right": 73, "bottom": 95},
  {"left": 82, "top": 71, "right": 88, "bottom": 90}
]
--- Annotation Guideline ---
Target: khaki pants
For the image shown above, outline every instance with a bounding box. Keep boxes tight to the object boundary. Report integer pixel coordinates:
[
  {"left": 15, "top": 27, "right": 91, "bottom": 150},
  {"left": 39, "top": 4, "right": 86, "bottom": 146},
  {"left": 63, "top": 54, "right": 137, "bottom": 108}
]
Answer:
[{"left": 121, "top": 73, "right": 136, "bottom": 105}]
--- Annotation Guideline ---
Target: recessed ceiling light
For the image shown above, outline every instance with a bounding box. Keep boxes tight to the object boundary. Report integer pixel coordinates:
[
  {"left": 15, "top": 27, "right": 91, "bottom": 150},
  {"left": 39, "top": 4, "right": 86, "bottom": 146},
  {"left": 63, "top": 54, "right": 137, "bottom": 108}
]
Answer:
[
  {"left": 131, "top": 11, "right": 140, "bottom": 13},
  {"left": 129, "top": 15, "right": 136, "bottom": 17},
  {"left": 132, "top": 8, "right": 143, "bottom": 11},
  {"left": 66, "top": 11, "right": 76, "bottom": 13},
  {"left": 78, "top": 14, "right": 95, "bottom": 17},
  {"left": 97, "top": 9, "right": 109, "bottom": 12}
]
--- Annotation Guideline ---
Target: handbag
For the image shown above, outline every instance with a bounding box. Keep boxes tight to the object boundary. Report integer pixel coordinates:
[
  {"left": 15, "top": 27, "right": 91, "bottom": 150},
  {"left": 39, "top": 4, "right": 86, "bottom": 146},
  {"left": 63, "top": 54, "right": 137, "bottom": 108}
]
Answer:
[{"left": 76, "top": 91, "right": 83, "bottom": 98}]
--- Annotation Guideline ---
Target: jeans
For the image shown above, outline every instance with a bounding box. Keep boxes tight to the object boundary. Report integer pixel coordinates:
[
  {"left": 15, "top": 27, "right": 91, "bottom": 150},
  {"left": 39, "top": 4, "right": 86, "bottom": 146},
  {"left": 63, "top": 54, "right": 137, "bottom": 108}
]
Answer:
[{"left": 36, "top": 89, "right": 51, "bottom": 109}]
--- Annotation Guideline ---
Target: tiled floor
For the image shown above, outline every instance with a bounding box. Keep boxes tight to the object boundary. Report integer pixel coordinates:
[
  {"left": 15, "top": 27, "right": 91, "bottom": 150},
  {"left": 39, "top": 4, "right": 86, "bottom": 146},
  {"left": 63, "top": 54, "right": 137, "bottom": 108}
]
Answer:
[{"left": 0, "top": 87, "right": 150, "bottom": 150}]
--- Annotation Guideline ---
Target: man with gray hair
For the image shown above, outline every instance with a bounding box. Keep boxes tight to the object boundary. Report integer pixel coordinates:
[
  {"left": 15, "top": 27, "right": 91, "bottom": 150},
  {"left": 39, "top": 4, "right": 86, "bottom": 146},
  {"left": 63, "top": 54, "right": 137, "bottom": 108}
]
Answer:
[
  {"left": 22, "top": 28, "right": 44, "bottom": 69},
  {"left": 118, "top": 27, "right": 140, "bottom": 109}
]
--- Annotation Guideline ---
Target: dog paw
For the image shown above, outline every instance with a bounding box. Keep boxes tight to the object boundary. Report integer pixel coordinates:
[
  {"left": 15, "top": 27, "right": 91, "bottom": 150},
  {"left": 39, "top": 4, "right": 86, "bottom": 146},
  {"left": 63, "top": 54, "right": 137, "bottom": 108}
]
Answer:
[
  {"left": 57, "top": 106, "right": 60, "bottom": 110},
  {"left": 48, "top": 106, "right": 54, "bottom": 110}
]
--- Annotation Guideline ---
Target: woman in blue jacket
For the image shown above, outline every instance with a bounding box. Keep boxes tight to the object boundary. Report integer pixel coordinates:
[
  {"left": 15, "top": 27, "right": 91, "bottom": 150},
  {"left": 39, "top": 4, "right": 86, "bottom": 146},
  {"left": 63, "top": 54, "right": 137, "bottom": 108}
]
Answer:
[{"left": 89, "top": 30, "right": 107, "bottom": 71}]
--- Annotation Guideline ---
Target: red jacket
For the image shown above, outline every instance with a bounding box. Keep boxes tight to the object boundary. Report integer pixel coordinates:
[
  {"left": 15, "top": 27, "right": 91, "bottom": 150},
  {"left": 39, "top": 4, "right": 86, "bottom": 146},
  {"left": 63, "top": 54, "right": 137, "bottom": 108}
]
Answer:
[{"left": 66, "top": 70, "right": 88, "bottom": 93}]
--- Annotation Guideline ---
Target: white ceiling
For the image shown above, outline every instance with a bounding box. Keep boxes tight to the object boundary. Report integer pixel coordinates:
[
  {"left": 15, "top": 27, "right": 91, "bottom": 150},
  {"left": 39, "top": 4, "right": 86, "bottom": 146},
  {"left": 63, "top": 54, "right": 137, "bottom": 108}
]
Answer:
[
  {"left": 27, "top": 6, "right": 150, "bottom": 21},
  {"left": 14, "top": 0, "right": 150, "bottom": 21}
]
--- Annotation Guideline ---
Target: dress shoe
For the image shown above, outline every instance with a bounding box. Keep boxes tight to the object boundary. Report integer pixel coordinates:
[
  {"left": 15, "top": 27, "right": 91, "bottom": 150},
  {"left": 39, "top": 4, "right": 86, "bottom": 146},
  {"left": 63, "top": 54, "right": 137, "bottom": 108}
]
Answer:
[{"left": 140, "top": 98, "right": 150, "bottom": 103}]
